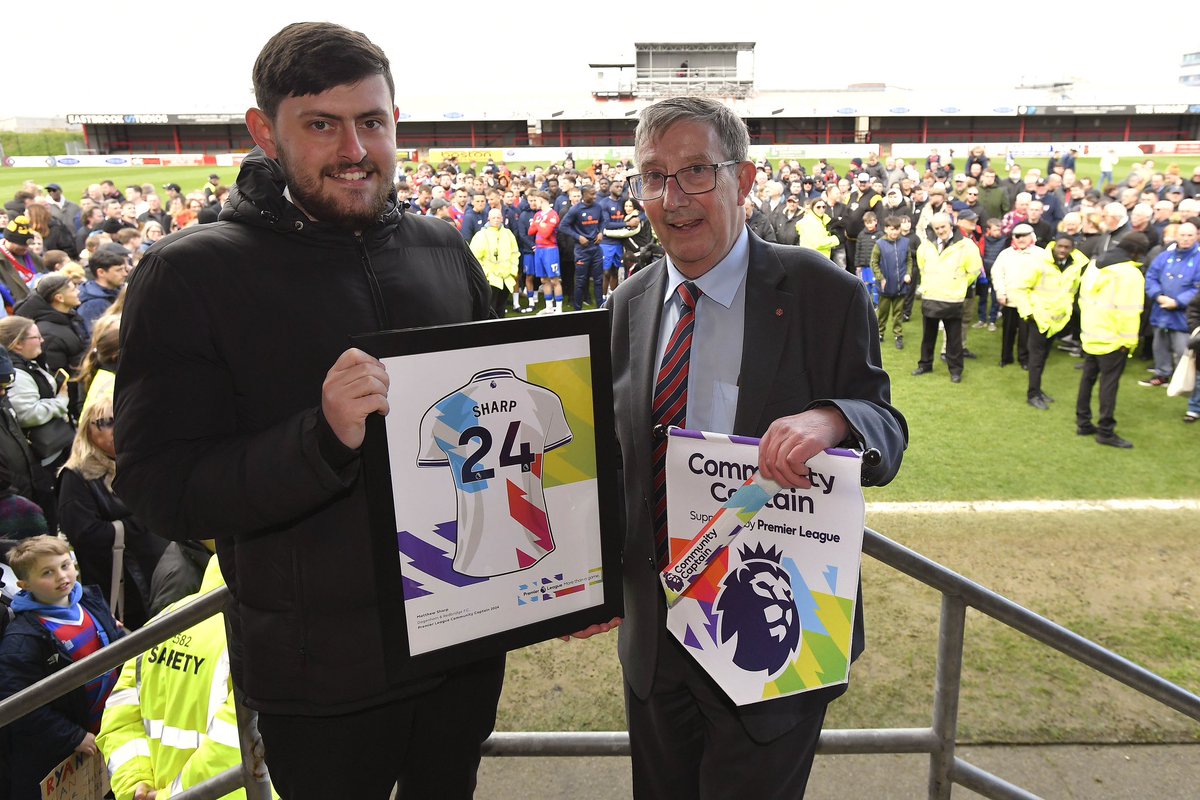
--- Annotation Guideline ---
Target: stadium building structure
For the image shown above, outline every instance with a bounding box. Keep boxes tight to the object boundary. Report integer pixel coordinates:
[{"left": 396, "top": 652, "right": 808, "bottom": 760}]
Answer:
[{"left": 64, "top": 43, "right": 1200, "bottom": 157}]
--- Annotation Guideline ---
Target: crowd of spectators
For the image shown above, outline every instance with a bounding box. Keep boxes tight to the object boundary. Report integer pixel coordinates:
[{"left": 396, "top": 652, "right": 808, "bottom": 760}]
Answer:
[
  {"left": 737, "top": 148, "right": 1200, "bottom": 438},
  {"left": 0, "top": 142, "right": 1197, "bottom": 795}
]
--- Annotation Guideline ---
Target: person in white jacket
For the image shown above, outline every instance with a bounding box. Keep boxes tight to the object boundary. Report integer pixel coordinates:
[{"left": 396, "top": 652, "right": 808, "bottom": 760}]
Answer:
[{"left": 990, "top": 224, "right": 1043, "bottom": 369}]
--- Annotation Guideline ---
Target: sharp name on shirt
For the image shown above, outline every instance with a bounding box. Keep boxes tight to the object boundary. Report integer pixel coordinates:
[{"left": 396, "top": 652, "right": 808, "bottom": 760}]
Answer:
[{"left": 473, "top": 400, "right": 516, "bottom": 417}]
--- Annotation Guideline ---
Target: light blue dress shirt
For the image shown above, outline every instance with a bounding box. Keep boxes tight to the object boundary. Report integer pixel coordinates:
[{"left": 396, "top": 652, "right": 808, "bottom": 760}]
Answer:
[{"left": 654, "top": 227, "right": 749, "bottom": 435}]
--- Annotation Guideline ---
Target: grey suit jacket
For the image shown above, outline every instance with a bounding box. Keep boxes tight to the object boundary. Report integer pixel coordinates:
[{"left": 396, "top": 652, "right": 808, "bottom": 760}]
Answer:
[{"left": 609, "top": 230, "right": 908, "bottom": 742}]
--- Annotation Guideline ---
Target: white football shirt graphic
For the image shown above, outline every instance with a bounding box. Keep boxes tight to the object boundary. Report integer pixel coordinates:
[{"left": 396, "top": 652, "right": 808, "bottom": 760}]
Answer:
[{"left": 418, "top": 368, "right": 573, "bottom": 577}]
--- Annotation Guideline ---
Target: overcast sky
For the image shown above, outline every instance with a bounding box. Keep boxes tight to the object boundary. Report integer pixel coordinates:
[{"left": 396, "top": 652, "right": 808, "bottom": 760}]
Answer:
[{"left": 25, "top": 1, "right": 1191, "bottom": 117}]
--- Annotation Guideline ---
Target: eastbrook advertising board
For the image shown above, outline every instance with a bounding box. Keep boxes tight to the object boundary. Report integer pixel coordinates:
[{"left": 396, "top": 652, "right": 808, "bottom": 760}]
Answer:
[{"left": 663, "top": 430, "right": 864, "bottom": 706}]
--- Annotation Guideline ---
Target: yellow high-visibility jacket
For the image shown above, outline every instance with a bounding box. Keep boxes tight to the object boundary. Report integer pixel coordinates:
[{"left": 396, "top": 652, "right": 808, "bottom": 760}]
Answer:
[
  {"left": 796, "top": 210, "right": 839, "bottom": 258},
  {"left": 916, "top": 234, "right": 981, "bottom": 304},
  {"left": 98, "top": 561, "right": 273, "bottom": 800},
  {"left": 470, "top": 225, "right": 519, "bottom": 292},
  {"left": 1079, "top": 258, "right": 1145, "bottom": 356},
  {"left": 1010, "top": 246, "right": 1087, "bottom": 336}
]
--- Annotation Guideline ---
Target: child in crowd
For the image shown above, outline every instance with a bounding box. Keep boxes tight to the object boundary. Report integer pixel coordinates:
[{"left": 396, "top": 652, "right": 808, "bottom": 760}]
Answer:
[
  {"left": 978, "top": 218, "right": 1007, "bottom": 330},
  {"left": 899, "top": 215, "right": 921, "bottom": 321},
  {"left": 854, "top": 211, "right": 883, "bottom": 304},
  {"left": 0, "top": 535, "right": 123, "bottom": 800},
  {"left": 873, "top": 216, "right": 915, "bottom": 349}
]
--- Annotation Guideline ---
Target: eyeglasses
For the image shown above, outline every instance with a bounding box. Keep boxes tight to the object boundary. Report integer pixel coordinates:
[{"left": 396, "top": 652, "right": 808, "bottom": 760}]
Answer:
[
  {"left": 627, "top": 161, "right": 741, "bottom": 201},
  {"left": 20, "top": 333, "right": 44, "bottom": 342},
  {"left": 92, "top": 417, "right": 116, "bottom": 431},
  {"left": 966, "top": 192, "right": 979, "bottom": 196},
  {"left": 813, "top": 204, "right": 827, "bottom": 210}
]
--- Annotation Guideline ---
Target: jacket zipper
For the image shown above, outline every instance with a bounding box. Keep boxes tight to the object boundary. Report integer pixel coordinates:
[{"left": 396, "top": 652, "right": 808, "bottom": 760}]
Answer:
[{"left": 356, "top": 234, "right": 390, "bottom": 330}]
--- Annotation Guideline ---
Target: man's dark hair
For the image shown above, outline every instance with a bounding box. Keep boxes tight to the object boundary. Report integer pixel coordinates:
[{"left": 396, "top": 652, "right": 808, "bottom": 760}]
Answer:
[
  {"left": 252, "top": 22, "right": 395, "bottom": 121},
  {"left": 90, "top": 250, "right": 127, "bottom": 271}
]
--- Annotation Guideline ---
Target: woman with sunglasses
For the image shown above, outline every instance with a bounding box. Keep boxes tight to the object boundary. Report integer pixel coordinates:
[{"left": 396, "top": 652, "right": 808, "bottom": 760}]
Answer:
[
  {"left": 58, "top": 395, "right": 168, "bottom": 629},
  {"left": 795, "top": 198, "right": 840, "bottom": 259}
]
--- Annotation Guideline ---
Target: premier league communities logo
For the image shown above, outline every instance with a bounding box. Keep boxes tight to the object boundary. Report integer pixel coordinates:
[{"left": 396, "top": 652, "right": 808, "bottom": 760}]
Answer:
[
  {"left": 515, "top": 568, "right": 603, "bottom": 605},
  {"left": 714, "top": 543, "right": 802, "bottom": 677}
]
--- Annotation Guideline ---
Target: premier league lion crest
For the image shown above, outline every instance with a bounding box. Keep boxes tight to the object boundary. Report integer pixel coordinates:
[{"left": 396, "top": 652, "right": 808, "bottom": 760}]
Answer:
[{"left": 714, "top": 542, "right": 801, "bottom": 676}]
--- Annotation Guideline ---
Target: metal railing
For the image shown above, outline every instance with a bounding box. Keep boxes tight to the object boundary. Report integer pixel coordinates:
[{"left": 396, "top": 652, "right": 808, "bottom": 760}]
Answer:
[{"left": 3, "top": 527, "right": 1198, "bottom": 800}]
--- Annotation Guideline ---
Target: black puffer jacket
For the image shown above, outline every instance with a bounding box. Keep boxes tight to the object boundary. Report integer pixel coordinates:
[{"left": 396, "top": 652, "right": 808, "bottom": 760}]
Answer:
[
  {"left": 115, "top": 148, "right": 492, "bottom": 715},
  {"left": 13, "top": 293, "right": 88, "bottom": 375}
]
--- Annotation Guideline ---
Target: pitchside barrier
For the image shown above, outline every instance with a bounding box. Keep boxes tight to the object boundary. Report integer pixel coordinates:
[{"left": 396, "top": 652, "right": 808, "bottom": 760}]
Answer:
[{"left": 2, "top": 528, "right": 1198, "bottom": 800}]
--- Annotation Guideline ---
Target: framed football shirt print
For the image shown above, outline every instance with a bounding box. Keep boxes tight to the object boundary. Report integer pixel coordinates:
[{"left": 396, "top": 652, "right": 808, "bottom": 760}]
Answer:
[{"left": 355, "top": 311, "right": 622, "bottom": 679}]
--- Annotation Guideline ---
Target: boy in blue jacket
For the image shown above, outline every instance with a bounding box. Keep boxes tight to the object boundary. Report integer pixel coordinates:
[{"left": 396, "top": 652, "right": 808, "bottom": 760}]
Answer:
[
  {"left": 872, "top": 215, "right": 914, "bottom": 348},
  {"left": 0, "top": 535, "right": 123, "bottom": 800}
]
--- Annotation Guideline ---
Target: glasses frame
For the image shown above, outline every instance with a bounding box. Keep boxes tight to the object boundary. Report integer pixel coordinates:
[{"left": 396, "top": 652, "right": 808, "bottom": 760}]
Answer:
[{"left": 627, "top": 160, "right": 742, "bottom": 202}]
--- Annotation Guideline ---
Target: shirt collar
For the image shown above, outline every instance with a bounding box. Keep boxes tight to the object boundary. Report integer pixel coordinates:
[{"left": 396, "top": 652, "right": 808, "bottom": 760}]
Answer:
[{"left": 662, "top": 226, "right": 749, "bottom": 311}]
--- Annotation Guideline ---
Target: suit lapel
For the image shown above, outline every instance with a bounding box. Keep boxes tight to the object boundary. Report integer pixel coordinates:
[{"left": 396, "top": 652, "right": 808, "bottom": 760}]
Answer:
[
  {"left": 734, "top": 235, "right": 794, "bottom": 435},
  {"left": 628, "top": 261, "right": 669, "bottom": 470}
]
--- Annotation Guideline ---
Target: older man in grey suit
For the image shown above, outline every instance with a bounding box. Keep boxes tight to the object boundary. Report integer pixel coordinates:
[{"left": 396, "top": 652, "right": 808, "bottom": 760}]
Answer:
[{"left": 605, "top": 97, "right": 908, "bottom": 798}]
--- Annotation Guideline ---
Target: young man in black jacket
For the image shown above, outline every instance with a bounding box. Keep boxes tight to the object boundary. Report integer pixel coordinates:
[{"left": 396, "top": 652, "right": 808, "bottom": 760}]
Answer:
[{"left": 115, "top": 23, "right": 499, "bottom": 800}]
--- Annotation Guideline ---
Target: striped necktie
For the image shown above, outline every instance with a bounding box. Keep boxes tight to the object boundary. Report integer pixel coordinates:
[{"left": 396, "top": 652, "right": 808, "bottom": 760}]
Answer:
[{"left": 651, "top": 281, "right": 702, "bottom": 568}]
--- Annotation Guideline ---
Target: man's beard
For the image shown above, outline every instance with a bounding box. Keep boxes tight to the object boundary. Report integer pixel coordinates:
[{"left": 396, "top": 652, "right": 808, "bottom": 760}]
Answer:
[{"left": 277, "top": 147, "right": 392, "bottom": 231}]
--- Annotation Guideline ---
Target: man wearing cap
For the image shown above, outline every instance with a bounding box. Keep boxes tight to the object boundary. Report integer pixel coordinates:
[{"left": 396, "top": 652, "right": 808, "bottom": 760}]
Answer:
[
  {"left": 773, "top": 194, "right": 804, "bottom": 246},
  {"left": 1077, "top": 233, "right": 1150, "bottom": 448},
  {"left": 428, "top": 197, "right": 454, "bottom": 224},
  {"left": 845, "top": 172, "right": 882, "bottom": 271},
  {"left": 915, "top": 183, "right": 951, "bottom": 240},
  {"left": 44, "top": 184, "right": 82, "bottom": 233},
  {"left": 14, "top": 274, "right": 86, "bottom": 416},
  {"left": 911, "top": 212, "right": 981, "bottom": 383},
  {"left": 1164, "top": 184, "right": 1186, "bottom": 209},
  {"left": 16, "top": 274, "right": 85, "bottom": 376},
  {"left": 77, "top": 245, "right": 129, "bottom": 336},
  {"left": 202, "top": 174, "right": 222, "bottom": 205},
  {"left": 950, "top": 174, "right": 970, "bottom": 203},
  {"left": 162, "top": 183, "right": 183, "bottom": 207},
  {"left": 1033, "top": 177, "right": 1066, "bottom": 229},
  {"left": 991, "top": 223, "right": 1042, "bottom": 368},
  {"left": 1, "top": 216, "right": 39, "bottom": 298},
  {"left": 881, "top": 185, "right": 914, "bottom": 222}
]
